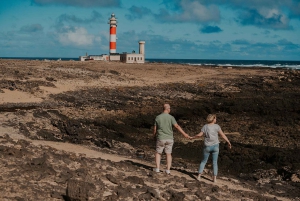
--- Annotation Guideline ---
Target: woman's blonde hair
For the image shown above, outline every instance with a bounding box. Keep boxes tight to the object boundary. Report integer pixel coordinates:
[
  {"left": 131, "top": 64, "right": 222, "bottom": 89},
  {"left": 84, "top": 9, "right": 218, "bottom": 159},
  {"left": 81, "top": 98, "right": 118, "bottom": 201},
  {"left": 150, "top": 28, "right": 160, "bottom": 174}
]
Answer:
[{"left": 206, "top": 114, "right": 216, "bottom": 123}]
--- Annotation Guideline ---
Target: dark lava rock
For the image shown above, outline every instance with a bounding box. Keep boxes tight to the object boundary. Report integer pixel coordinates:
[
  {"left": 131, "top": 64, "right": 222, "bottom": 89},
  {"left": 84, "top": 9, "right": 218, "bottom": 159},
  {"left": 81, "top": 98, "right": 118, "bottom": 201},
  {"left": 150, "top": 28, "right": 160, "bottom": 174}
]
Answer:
[
  {"left": 51, "top": 191, "right": 64, "bottom": 199},
  {"left": 146, "top": 187, "right": 160, "bottom": 199},
  {"left": 46, "top": 77, "right": 56, "bottom": 81},
  {"left": 37, "top": 129, "right": 62, "bottom": 141},
  {"left": 124, "top": 175, "right": 144, "bottom": 185},
  {"left": 184, "top": 181, "right": 199, "bottom": 190},
  {"left": 18, "top": 123, "right": 31, "bottom": 137},
  {"left": 94, "top": 139, "right": 112, "bottom": 149},
  {"left": 211, "top": 186, "right": 220, "bottom": 193},
  {"left": 66, "top": 179, "right": 95, "bottom": 201},
  {"left": 138, "top": 192, "right": 154, "bottom": 200},
  {"left": 106, "top": 174, "right": 119, "bottom": 184},
  {"left": 115, "top": 185, "right": 134, "bottom": 198},
  {"left": 168, "top": 190, "right": 185, "bottom": 201},
  {"left": 105, "top": 166, "right": 114, "bottom": 171},
  {"left": 55, "top": 171, "right": 73, "bottom": 184},
  {"left": 195, "top": 189, "right": 206, "bottom": 199}
]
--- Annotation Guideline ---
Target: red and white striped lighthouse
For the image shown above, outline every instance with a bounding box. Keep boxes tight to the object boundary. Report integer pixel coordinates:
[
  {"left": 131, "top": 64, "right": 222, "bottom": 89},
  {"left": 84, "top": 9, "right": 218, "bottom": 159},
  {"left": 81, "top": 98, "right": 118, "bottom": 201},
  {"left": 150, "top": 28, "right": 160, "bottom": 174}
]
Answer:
[{"left": 108, "top": 13, "right": 117, "bottom": 54}]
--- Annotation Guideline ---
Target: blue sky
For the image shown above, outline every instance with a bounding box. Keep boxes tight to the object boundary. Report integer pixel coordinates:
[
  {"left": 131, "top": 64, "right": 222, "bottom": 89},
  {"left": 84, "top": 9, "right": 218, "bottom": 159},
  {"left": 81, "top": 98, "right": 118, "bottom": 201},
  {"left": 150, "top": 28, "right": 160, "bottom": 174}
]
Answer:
[{"left": 0, "top": 0, "right": 299, "bottom": 60}]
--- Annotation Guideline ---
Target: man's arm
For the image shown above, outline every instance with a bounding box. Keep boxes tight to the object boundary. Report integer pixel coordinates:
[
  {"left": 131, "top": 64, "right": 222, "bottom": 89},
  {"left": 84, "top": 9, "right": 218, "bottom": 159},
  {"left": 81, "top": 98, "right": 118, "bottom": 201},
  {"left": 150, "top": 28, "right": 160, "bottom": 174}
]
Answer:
[
  {"left": 153, "top": 125, "right": 157, "bottom": 139},
  {"left": 174, "top": 124, "right": 189, "bottom": 138}
]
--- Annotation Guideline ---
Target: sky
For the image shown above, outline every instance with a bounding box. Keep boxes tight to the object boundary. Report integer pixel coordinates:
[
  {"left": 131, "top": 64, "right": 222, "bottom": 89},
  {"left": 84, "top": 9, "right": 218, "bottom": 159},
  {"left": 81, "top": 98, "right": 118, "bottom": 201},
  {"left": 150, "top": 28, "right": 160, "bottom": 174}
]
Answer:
[{"left": 0, "top": 0, "right": 300, "bottom": 60}]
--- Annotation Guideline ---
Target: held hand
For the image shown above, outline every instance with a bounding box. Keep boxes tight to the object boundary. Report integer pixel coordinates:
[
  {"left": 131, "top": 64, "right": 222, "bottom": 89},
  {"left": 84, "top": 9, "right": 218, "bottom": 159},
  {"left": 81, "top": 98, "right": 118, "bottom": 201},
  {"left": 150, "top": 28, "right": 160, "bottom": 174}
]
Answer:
[
  {"left": 184, "top": 134, "right": 190, "bottom": 139},
  {"left": 190, "top": 135, "right": 198, "bottom": 140}
]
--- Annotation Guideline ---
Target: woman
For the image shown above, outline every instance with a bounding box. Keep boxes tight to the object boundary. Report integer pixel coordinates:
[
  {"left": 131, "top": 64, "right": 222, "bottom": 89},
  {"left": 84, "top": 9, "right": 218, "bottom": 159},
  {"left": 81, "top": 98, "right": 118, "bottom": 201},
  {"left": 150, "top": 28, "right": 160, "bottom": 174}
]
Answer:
[{"left": 192, "top": 114, "right": 231, "bottom": 182}]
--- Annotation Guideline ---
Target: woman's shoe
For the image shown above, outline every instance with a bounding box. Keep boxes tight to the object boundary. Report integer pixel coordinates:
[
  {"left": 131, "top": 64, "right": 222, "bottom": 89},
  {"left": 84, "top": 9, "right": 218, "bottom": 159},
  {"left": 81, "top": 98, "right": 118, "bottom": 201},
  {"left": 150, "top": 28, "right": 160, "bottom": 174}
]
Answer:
[
  {"left": 213, "top": 176, "right": 217, "bottom": 183},
  {"left": 197, "top": 174, "right": 201, "bottom": 181}
]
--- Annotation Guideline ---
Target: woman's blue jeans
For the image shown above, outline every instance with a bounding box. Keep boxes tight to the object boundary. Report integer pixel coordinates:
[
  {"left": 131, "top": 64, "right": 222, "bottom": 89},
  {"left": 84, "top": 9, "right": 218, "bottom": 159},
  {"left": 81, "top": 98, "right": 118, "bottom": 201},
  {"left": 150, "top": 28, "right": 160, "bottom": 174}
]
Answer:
[{"left": 198, "top": 143, "right": 219, "bottom": 176}]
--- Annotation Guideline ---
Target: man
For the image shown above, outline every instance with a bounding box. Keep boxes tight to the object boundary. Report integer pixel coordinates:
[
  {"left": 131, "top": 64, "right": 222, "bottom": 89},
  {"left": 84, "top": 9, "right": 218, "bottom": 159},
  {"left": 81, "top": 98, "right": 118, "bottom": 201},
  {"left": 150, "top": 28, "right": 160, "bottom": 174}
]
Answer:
[{"left": 153, "top": 104, "right": 190, "bottom": 174}]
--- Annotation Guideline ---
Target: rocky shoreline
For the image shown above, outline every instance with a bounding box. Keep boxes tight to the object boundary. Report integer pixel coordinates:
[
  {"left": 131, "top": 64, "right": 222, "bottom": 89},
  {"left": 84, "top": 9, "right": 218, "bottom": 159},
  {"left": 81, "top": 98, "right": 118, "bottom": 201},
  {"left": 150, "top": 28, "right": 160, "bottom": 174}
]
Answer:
[{"left": 0, "top": 59, "right": 299, "bottom": 200}]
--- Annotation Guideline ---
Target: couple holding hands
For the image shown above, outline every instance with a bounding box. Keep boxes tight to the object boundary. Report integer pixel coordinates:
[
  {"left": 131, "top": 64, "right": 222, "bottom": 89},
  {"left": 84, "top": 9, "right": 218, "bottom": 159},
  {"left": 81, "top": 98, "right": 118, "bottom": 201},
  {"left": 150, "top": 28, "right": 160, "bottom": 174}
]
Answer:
[{"left": 153, "top": 104, "right": 231, "bottom": 182}]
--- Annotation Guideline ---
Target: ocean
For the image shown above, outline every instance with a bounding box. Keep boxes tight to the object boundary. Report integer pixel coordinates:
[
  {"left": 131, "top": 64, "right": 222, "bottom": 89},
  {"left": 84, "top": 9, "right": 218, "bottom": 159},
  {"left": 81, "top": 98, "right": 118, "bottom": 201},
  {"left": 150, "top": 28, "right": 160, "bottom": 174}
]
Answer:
[
  {"left": 147, "top": 59, "right": 300, "bottom": 70},
  {"left": 1, "top": 57, "right": 300, "bottom": 70}
]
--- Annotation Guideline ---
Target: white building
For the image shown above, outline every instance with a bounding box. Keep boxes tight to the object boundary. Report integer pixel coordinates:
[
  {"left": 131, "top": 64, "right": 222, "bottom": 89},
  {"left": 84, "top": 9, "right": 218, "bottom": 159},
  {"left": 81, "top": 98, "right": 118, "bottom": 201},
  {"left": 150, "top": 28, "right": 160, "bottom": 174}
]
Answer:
[
  {"left": 120, "top": 53, "right": 144, "bottom": 63},
  {"left": 79, "top": 54, "right": 109, "bottom": 61},
  {"left": 120, "top": 41, "right": 145, "bottom": 63},
  {"left": 109, "top": 53, "right": 120, "bottom": 61}
]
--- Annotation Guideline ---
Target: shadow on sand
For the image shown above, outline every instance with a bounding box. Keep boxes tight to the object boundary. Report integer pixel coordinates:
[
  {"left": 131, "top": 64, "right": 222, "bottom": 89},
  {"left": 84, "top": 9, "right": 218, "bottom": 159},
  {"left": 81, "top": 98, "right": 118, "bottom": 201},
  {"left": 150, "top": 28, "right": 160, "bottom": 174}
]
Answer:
[{"left": 124, "top": 160, "right": 214, "bottom": 182}]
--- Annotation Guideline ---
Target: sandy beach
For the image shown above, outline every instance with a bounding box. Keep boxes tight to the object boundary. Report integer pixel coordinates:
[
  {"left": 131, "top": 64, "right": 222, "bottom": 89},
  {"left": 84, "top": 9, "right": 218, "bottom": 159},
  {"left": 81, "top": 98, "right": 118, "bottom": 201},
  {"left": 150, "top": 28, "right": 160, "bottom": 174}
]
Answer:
[{"left": 0, "top": 59, "right": 299, "bottom": 200}]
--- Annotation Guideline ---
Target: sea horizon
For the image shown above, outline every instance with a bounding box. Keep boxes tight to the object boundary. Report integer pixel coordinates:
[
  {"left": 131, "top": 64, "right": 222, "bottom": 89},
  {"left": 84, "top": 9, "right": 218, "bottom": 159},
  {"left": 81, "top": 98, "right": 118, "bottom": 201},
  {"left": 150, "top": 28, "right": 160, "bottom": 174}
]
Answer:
[{"left": 1, "top": 57, "right": 300, "bottom": 70}]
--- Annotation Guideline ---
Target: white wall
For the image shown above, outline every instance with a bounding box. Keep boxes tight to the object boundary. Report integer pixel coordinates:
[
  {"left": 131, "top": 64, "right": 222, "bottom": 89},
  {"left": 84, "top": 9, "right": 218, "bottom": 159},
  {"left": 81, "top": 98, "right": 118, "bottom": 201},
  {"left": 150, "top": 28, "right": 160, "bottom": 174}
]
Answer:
[{"left": 120, "top": 53, "right": 144, "bottom": 63}]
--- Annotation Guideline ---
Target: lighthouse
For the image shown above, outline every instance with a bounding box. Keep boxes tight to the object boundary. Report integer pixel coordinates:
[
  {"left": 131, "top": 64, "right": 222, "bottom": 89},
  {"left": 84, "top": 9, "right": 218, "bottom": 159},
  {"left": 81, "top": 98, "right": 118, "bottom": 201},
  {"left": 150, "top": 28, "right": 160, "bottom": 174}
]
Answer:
[
  {"left": 79, "top": 13, "right": 145, "bottom": 63},
  {"left": 108, "top": 13, "right": 117, "bottom": 54}
]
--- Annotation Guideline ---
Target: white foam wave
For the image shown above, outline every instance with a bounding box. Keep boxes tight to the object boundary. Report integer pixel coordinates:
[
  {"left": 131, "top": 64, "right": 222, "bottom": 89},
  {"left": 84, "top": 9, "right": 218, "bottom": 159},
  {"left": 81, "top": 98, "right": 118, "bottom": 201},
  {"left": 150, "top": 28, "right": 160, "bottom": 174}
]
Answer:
[{"left": 189, "top": 63, "right": 300, "bottom": 69}]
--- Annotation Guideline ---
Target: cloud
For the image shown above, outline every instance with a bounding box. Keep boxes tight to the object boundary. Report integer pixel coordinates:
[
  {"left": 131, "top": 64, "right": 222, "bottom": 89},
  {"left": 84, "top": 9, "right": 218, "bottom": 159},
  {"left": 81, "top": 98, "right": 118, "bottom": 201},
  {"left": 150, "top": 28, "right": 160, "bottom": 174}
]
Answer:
[
  {"left": 277, "top": 39, "right": 300, "bottom": 50},
  {"left": 32, "top": 0, "right": 121, "bottom": 7},
  {"left": 58, "top": 27, "right": 96, "bottom": 46},
  {"left": 231, "top": 39, "right": 250, "bottom": 45},
  {"left": 20, "top": 24, "right": 44, "bottom": 33},
  {"left": 57, "top": 11, "right": 103, "bottom": 24},
  {"left": 125, "top": 6, "right": 152, "bottom": 21},
  {"left": 289, "top": 1, "right": 300, "bottom": 18},
  {"left": 161, "top": 0, "right": 182, "bottom": 11},
  {"left": 231, "top": 39, "right": 300, "bottom": 51},
  {"left": 238, "top": 8, "right": 291, "bottom": 30},
  {"left": 228, "top": 38, "right": 300, "bottom": 59},
  {"left": 221, "top": 0, "right": 299, "bottom": 29},
  {"left": 127, "top": 0, "right": 300, "bottom": 29},
  {"left": 229, "top": 0, "right": 300, "bottom": 15},
  {"left": 160, "top": 0, "right": 300, "bottom": 29},
  {"left": 54, "top": 11, "right": 103, "bottom": 34},
  {"left": 156, "top": 0, "right": 220, "bottom": 23},
  {"left": 200, "top": 25, "right": 222, "bottom": 33}
]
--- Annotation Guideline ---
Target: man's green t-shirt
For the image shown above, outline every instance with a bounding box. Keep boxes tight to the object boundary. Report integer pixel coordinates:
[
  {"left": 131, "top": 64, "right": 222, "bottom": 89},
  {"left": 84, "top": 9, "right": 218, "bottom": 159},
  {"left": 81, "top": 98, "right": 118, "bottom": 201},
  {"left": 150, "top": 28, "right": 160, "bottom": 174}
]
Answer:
[{"left": 154, "top": 113, "right": 177, "bottom": 140}]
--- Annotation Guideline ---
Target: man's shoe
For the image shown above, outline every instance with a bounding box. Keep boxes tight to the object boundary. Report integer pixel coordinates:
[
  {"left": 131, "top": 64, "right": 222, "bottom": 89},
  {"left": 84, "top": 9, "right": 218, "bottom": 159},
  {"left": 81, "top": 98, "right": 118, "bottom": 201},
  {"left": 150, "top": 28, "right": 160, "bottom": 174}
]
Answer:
[
  {"left": 153, "top": 168, "right": 160, "bottom": 173},
  {"left": 165, "top": 170, "right": 171, "bottom": 174}
]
